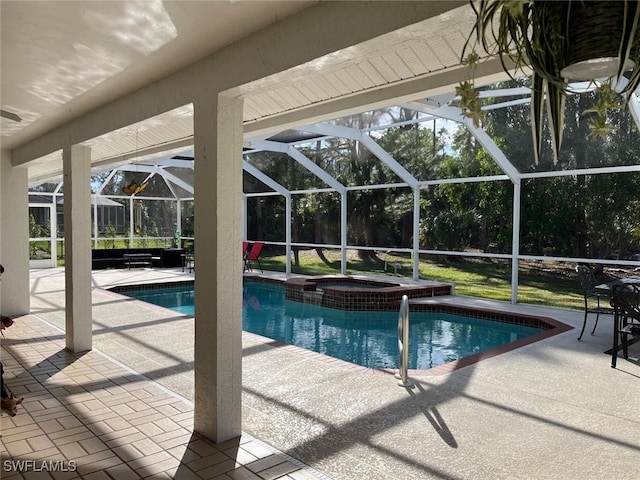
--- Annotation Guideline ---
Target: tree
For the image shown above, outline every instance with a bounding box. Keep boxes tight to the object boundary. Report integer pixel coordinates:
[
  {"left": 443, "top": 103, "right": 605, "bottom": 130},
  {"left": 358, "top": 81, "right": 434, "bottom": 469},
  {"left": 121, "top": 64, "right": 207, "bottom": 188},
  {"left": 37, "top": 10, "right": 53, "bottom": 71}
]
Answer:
[{"left": 484, "top": 83, "right": 640, "bottom": 259}]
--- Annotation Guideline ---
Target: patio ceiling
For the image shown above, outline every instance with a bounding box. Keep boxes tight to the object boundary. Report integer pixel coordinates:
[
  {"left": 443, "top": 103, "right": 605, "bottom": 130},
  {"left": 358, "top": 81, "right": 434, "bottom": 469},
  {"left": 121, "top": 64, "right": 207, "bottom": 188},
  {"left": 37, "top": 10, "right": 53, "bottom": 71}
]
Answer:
[
  {"left": 4, "top": 0, "right": 511, "bottom": 184},
  {"left": 1, "top": 0, "right": 316, "bottom": 149},
  {"left": 4, "top": 1, "right": 639, "bottom": 189}
]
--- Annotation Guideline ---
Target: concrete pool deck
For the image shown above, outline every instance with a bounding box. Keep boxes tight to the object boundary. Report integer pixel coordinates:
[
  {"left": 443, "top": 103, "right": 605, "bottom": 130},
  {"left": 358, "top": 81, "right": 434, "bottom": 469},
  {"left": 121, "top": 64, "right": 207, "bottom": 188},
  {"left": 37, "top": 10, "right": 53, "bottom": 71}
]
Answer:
[{"left": 2, "top": 267, "right": 639, "bottom": 479}]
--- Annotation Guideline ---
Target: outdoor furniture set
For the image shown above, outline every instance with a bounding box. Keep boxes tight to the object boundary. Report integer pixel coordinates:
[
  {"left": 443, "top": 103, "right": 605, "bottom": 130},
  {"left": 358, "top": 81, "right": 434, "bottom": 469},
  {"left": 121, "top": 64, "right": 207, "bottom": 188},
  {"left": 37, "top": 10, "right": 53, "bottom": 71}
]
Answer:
[
  {"left": 91, "top": 248, "right": 185, "bottom": 270},
  {"left": 576, "top": 265, "right": 640, "bottom": 368}
]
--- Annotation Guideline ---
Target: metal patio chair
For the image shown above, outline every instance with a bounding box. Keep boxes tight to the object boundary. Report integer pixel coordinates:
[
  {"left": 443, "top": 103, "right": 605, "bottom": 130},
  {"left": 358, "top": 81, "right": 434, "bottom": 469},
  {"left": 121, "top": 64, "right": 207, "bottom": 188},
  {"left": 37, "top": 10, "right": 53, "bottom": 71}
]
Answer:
[
  {"left": 611, "top": 283, "right": 640, "bottom": 368},
  {"left": 576, "top": 265, "right": 615, "bottom": 341}
]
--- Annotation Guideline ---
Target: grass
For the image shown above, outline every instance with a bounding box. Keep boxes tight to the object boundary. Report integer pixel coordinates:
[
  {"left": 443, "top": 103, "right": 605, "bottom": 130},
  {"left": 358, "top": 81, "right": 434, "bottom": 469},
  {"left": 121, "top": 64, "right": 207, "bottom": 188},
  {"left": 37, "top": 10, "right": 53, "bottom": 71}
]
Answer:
[{"left": 258, "top": 249, "right": 628, "bottom": 310}]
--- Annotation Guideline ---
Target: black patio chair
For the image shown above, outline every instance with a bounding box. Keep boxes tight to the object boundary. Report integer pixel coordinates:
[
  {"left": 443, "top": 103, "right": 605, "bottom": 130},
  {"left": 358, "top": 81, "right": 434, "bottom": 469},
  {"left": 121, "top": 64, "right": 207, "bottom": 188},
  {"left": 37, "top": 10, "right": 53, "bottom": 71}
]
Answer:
[
  {"left": 611, "top": 283, "right": 640, "bottom": 368},
  {"left": 576, "top": 265, "right": 615, "bottom": 341}
]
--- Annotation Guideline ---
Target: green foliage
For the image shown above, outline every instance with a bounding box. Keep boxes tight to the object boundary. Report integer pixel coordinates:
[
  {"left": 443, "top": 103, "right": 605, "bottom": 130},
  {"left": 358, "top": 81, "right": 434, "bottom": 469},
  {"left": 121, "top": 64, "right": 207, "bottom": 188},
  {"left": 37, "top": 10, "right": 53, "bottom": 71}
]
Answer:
[
  {"left": 583, "top": 82, "right": 621, "bottom": 140},
  {"left": 421, "top": 207, "right": 480, "bottom": 251},
  {"left": 29, "top": 240, "right": 52, "bottom": 260},
  {"left": 243, "top": 103, "right": 638, "bottom": 263},
  {"left": 485, "top": 82, "right": 640, "bottom": 259},
  {"left": 456, "top": 80, "right": 483, "bottom": 127},
  {"left": 29, "top": 213, "right": 51, "bottom": 258},
  {"left": 139, "top": 228, "right": 148, "bottom": 248},
  {"left": 29, "top": 213, "right": 49, "bottom": 238},
  {"left": 104, "top": 225, "right": 116, "bottom": 249},
  {"left": 246, "top": 112, "right": 449, "bottom": 252}
]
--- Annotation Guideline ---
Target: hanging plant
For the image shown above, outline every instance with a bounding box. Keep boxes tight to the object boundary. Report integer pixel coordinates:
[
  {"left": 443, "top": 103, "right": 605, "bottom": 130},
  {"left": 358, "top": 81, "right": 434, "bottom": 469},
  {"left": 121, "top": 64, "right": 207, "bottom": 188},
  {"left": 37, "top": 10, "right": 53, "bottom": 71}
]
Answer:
[{"left": 459, "top": 0, "right": 640, "bottom": 163}]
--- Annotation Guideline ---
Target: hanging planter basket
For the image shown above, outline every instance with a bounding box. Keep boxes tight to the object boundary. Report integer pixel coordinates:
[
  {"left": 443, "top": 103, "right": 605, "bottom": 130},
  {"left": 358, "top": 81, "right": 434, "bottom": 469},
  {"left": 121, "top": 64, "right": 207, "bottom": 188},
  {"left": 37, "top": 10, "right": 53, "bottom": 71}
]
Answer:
[{"left": 559, "top": 2, "right": 639, "bottom": 80}]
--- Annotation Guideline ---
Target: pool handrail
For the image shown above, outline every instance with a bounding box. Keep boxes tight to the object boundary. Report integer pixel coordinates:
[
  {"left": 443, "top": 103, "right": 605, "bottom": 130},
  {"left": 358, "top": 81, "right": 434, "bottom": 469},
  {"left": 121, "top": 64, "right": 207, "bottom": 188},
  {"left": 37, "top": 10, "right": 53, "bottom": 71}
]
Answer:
[{"left": 395, "top": 295, "right": 413, "bottom": 388}]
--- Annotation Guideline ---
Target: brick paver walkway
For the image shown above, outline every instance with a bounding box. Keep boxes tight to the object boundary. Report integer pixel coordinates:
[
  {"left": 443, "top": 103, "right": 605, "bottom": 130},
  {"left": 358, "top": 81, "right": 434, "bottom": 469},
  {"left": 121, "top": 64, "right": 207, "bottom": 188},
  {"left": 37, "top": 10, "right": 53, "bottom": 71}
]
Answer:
[{"left": 1, "top": 315, "right": 327, "bottom": 480}]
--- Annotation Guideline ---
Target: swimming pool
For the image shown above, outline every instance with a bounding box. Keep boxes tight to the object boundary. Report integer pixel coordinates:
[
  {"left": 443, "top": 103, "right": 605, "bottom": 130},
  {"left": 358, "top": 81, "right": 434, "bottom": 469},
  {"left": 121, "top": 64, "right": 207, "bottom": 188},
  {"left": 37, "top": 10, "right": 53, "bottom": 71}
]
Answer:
[{"left": 119, "top": 281, "right": 548, "bottom": 370}]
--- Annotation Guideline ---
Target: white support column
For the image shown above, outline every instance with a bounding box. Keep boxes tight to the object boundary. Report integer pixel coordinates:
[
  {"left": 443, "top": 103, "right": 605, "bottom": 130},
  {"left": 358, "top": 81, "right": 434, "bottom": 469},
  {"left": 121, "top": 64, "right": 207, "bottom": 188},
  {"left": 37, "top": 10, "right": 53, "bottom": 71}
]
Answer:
[
  {"left": 63, "top": 145, "right": 92, "bottom": 352},
  {"left": 129, "top": 198, "right": 134, "bottom": 247},
  {"left": 0, "top": 150, "right": 30, "bottom": 316},
  {"left": 511, "top": 181, "right": 522, "bottom": 304},
  {"left": 93, "top": 198, "right": 99, "bottom": 248},
  {"left": 413, "top": 187, "right": 420, "bottom": 280},
  {"left": 193, "top": 94, "right": 243, "bottom": 443},
  {"left": 52, "top": 202, "right": 59, "bottom": 267},
  {"left": 341, "top": 192, "right": 347, "bottom": 275},
  {"left": 242, "top": 195, "right": 247, "bottom": 242},
  {"left": 176, "top": 199, "right": 182, "bottom": 245}
]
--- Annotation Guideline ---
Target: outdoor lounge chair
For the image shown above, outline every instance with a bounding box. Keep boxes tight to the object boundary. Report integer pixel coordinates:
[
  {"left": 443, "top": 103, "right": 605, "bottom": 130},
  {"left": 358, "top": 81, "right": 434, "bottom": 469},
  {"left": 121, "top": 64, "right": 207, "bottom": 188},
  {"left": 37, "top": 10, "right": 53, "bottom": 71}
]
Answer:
[
  {"left": 242, "top": 241, "right": 250, "bottom": 269},
  {"left": 244, "top": 241, "right": 264, "bottom": 273},
  {"left": 576, "top": 265, "right": 615, "bottom": 341},
  {"left": 182, "top": 250, "right": 194, "bottom": 273},
  {"left": 611, "top": 283, "right": 640, "bottom": 368}
]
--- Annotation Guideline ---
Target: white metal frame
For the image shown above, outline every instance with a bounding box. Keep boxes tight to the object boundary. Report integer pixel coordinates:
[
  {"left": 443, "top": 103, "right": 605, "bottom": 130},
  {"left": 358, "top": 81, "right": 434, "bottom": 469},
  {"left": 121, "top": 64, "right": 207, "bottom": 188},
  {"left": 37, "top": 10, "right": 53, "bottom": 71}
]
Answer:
[{"left": 29, "top": 93, "right": 640, "bottom": 302}]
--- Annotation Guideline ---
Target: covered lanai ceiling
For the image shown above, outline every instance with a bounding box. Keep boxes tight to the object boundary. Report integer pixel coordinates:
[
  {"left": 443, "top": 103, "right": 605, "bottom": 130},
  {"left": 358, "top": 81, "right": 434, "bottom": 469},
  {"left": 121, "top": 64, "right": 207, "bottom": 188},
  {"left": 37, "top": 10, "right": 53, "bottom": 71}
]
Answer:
[
  {"left": 4, "top": 1, "right": 638, "bottom": 188},
  {"left": 3, "top": 0, "right": 517, "bottom": 184}
]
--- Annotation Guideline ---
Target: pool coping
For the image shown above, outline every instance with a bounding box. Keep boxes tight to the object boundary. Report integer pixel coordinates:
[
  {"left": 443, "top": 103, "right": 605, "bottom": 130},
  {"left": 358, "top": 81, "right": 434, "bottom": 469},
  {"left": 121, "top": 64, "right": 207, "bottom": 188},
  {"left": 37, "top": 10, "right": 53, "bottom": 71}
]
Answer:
[{"left": 105, "top": 277, "right": 573, "bottom": 377}]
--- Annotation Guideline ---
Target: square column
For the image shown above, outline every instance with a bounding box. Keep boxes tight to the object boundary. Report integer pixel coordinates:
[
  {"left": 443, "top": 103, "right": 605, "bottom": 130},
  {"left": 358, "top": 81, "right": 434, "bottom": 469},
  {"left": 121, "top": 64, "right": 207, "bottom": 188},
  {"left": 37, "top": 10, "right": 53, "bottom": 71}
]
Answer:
[
  {"left": 63, "top": 145, "right": 92, "bottom": 352},
  {"left": 0, "top": 150, "right": 30, "bottom": 316},
  {"left": 193, "top": 94, "right": 243, "bottom": 443}
]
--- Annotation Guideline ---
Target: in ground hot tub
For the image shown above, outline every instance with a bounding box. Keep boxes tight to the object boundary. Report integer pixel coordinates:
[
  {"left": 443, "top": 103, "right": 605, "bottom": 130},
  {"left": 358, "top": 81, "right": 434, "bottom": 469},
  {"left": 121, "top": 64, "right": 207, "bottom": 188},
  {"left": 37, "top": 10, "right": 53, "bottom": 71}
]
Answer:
[{"left": 285, "top": 275, "right": 452, "bottom": 311}]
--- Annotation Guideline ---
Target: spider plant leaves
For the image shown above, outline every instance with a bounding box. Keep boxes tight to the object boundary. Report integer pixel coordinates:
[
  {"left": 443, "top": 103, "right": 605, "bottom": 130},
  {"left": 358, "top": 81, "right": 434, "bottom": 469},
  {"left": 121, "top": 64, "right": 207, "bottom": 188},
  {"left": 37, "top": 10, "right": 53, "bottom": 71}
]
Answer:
[
  {"left": 582, "top": 81, "right": 621, "bottom": 140},
  {"left": 456, "top": 80, "right": 484, "bottom": 127},
  {"left": 530, "top": 73, "right": 544, "bottom": 165},
  {"left": 545, "top": 79, "right": 566, "bottom": 163},
  {"left": 582, "top": 81, "right": 622, "bottom": 116},
  {"left": 531, "top": 72, "right": 566, "bottom": 164},
  {"left": 461, "top": 51, "right": 481, "bottom": 69},
  {"left": 587, "top": 116, "right": 615, "bottom": 140}
]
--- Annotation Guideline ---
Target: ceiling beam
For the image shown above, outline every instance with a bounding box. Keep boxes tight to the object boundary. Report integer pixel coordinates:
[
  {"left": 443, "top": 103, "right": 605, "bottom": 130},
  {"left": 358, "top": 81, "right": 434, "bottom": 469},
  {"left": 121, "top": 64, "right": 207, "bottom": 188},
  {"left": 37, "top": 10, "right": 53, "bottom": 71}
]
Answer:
[
  {"left": 243, "top": 161, "right": 289, "bottom": 196},
  {"left": 403, "top": 101, "right": 521, "bottom": 183},
  {"left": 251, "top": 140, "right": 345, "bottom": 193},
  {"left": 301, "top": 123, "right": 419, "bottom": 188}
]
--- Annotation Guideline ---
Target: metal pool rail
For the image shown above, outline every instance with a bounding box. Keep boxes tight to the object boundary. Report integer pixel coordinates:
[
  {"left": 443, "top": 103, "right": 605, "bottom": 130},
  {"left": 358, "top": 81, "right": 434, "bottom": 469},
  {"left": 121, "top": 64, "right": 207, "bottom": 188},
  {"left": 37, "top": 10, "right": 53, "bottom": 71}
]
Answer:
[{"left": 395, "top": 295, "right": 414, "bottom": 388}]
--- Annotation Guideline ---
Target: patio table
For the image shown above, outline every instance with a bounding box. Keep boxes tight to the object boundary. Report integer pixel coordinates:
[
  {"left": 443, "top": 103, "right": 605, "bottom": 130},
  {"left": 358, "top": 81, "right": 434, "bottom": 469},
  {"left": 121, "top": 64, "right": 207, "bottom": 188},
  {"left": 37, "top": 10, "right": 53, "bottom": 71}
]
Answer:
[
  {"left": 596, "top": 276, "right": 640, "bottom": 367},
  {"left": 595, "top": 276, "right": 640, "bottom": 293}
]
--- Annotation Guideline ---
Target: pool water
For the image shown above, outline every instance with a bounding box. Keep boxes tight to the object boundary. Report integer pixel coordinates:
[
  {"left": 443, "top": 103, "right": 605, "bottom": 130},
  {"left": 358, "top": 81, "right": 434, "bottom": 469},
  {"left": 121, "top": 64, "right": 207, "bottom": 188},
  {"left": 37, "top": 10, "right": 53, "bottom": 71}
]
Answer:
[
  {"left": 125, "top": 282, "right": 543, "bottom": 370},
  {"left": 128, "top": 285, "right": 195, "bottom": 316}
]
